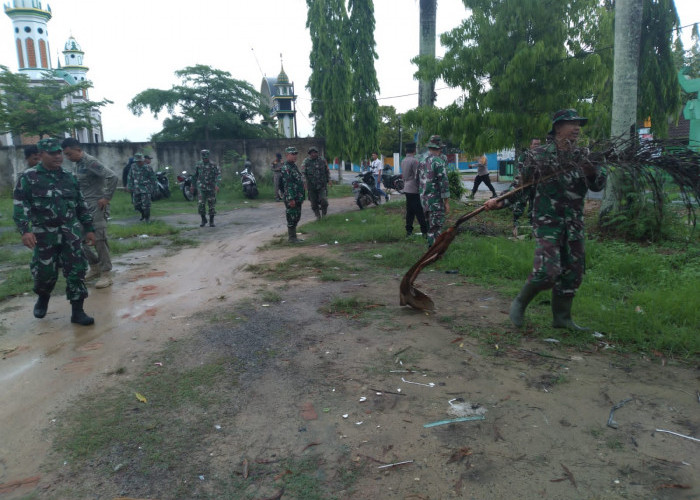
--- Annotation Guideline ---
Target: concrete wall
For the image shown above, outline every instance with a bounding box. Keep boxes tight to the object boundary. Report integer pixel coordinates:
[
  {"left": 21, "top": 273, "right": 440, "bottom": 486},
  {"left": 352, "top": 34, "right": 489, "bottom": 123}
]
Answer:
[{"left": 0, "top": 137, "right": 327, "bottom": 192}]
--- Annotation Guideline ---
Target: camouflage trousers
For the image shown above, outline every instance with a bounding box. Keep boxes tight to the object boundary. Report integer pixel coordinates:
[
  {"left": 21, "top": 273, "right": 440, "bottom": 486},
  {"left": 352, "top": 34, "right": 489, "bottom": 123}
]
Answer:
[
  {"left": 132, "top": 192, "right": 152, "bottom": 213},
  {"left": 307, "top": 186, "right": 328, "bottom": 214},
  {"left": 425, "top": 209, "right": 446, "bottom": 247},
  {"left": 527, "top": 235, "right": 585, "bottom": 297},
  {"left": 83, "top": 204, "right": 111, "bottom": 272},
  {"left": 197, "top": 189, "right": 217, "bottom": 216},
  {"left": 31, "top": 224, "right": 88, "bottom": 300},
  {"left": 285, "top": 202, "right": 303, "bottom": 228}
]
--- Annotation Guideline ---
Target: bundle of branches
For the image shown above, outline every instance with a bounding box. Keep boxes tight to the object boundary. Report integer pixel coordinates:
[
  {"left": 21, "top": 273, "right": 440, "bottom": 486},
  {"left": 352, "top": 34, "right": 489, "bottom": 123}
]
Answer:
[{"left": 400, "top": 138, "right": 700, "bottom": 311}]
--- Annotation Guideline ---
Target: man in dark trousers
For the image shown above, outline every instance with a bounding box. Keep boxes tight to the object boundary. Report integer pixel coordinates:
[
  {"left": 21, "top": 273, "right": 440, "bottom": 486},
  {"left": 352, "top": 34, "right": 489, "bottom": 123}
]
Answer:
[{"left": 401, "top": 142, "right": 428, "bottom": 237}]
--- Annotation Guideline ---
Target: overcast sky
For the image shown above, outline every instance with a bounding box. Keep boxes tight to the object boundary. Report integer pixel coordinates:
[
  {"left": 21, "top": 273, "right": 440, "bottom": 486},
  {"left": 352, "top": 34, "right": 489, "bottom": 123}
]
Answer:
[{"left": 1, "top": 0, "right": 698, "bottom": 143}]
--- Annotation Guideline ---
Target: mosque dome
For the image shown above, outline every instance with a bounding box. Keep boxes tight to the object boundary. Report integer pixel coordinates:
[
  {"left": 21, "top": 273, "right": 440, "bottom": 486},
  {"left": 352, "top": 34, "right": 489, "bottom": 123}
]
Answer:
[
  {"left": 64, "top": 36, "right": 81, "bottom": 52},
  {"left": 277, "top": 64, "right": 289, "bottom": 85}
]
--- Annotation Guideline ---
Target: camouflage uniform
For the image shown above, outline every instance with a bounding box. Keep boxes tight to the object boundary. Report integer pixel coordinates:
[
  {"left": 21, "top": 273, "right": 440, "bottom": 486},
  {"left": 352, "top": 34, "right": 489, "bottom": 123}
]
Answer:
[
  {"left": 192, "top": 159, "right": 221, "bottom": 218},
  {"left": 302, "top": 150, "right": 330, "bottom": 218},
  {"left": 419, "top": 139, "right": 450, "bottom": 247},
  {"left": 503, "top": 142, "right": 606, "bottom": 295},
  {"left": 72, "top": 152, "right": 118, "bottom": 273},
  {"left": 280, "top": 148, "right": 306, "bottom": 238},
  {"left": 126, "top": 156, "right": 156, "bottom": 219},
  {"left": 13, "top": 159, "right": 94, "bottom": 301}
]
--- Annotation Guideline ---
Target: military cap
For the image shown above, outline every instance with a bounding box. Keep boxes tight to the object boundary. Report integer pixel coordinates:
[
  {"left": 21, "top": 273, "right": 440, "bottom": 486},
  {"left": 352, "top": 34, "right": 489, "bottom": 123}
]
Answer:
[
  {"left": 37, "top": 137, "right": 62, "bottom": 152},
  {"left": 133, "top": 152, "right": 145, "bottom": 161},
  {"left": 200, "top": 149, "right": 210, "bottom": 158},
  {"left": 425, "top": 135, "right": 442, "bottom": 149},
  {"left": 308, "top": 146, "right": 318, "bottom": 153},
  {"left": 144, "top": 155, "right": 153, "bottom": 160},
  {"left": 285, "top": 146, "right": 298, "bottom": 154},
  {"left": 549, "top": 109, "right": 587, "bottom": 135}
]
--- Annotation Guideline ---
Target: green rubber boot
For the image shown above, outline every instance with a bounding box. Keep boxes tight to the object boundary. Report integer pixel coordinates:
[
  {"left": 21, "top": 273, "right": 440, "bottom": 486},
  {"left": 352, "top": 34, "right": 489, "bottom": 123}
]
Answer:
[
  {"left": 509, "top": 281, "right": 541, "bottom": 328},
  {"left": 551, "top": 293, "right": 589, "bottom": 330}
]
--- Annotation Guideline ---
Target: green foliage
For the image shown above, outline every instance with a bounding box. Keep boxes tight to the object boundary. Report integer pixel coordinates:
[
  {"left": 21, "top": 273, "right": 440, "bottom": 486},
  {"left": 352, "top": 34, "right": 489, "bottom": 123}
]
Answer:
[
  {"left": 377, "top": 105, "right": 419, "bottom": 157},
  {"left": 347, "top": 0, "right": 380, "bottom": 160},
  {"left": 0, "top": 66, "right": 110, "bottom": 138},
  {"left": 306, "top": 0, "right": 352, "bottom": 159},
  {"left": 448, "top": 169, "right": 465, "bottom": 200},
  {"left": 128, "top": 64, "right": 275, "bottom": 142}
]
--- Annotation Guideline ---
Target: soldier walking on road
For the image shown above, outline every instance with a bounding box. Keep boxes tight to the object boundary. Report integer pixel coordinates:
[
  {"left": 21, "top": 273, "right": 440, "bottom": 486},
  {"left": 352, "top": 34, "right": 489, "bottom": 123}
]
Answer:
[
  {"left": 62, "top": 138, "right": 118, "bottom": 289},
  {"left": 279, "top": 146, "right": 306, "bottom": 243},
  {"left": 484, "top": 109, "right": 606, "bottom": 330},
  {"left": 191, "top": 149, "right": 221, "bottom": 227},
  {"left": 12, "top": 137, "right": 96, "bottom": 325},
  {"left": 271, "top": 153, "right": 283, "bottom": 201},
  {"left": 419, "top": 135, "right": 451, "bottom": 247},
  {"left": 126, "top": 152, "right": 156, "bottom": 222},
  {"left": 302, "top": 146, "right": 330, "bottom": 220}
]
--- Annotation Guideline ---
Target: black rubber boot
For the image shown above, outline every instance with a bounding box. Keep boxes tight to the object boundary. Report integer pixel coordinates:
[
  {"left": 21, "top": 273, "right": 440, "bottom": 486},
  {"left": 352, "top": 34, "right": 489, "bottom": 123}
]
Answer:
[
  {"left": 200, "top": 214, "right": 207, "bottom": 227},
  {"left": 144, "top": 209, "right": 150, "bottom": 223},
  {"left": 288, "top": 226, "right": 298, "bottom": 243},
  {"left": 313, "top": 209, "right": 321, "bottom": 221},
  {"left": 321, "top": 207, "right": 327, "bottom": 217},
  {"left": 209, "top": 215, "right": 215, "bottom": 227},
  {"left": 33, "top": 294, "right": 50, "bottom": 318},
  {"left": 70, "top": 299, "right": 95, "bottom": 326},
  {"left": 139, "top": 210, "right": 145, "bottom": 221},
  {"left": 551, "top": 293, "right": 589, "bottom": 330},
  {"left": 509, "top": 281, "right": 541, "bottom": 328}
]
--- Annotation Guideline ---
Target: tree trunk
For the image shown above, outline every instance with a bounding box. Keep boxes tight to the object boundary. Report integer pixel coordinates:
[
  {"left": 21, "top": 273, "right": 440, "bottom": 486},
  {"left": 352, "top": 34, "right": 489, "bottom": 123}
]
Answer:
[
  {"left": 418, "top": 0, "right": 436, "bottom": 108},
  {"left": 601, "top": 0, "right": 643, "bottom": 216}
]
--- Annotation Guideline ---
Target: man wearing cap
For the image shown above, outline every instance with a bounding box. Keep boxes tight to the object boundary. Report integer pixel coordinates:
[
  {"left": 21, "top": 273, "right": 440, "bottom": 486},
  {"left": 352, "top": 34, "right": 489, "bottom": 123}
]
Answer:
[
  {"left": 12, "top": 137, "right": 96, "bottom": 325},
  {"left": 271, "top": 152, "right": 284, "bottom": 201},
  {"left": 126, "top": 152, "right": 156, "bottom": 222},
  {"left": 191, "top": 149, "right": 221, "bottom": 227},
  {"left": 279, "top": 146, "right": 306, "bottom": 242},
  {"left": 419, "top": 135, "right": 451, "bottom": 247},
  {"left": 62, "top": 138, "right": 118, "bottom": 289},
  {"left": 484, "top": 109, "right": 606, "bottom": 330},
  {"left": 302, "top": 146, "right": 331, "bottom": 220}
]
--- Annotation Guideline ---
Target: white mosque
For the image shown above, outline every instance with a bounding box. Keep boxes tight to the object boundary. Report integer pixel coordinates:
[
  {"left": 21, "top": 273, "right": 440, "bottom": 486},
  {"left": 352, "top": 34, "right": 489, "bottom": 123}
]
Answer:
[{"left": 2, "top": 0, "right": 103, "bottom": 146}]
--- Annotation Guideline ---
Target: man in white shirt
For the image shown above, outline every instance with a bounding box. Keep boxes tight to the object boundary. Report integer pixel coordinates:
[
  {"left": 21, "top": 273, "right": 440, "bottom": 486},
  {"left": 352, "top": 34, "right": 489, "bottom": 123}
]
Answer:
[{"left": 370, "top": 152, "right": 389, "bottom": 202}]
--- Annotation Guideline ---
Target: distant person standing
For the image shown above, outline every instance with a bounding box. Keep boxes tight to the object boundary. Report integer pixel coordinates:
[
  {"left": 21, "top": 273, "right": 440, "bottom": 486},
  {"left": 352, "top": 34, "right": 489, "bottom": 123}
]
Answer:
[
  {"left": 12, "top": 137, "right": 96, "bottom": 325},
  {"left": 24, "top": 145, "right": 40, "bottom": 168},
  {"left": 122, "top": 156, "right": 134, "bottom": 187},
  {"left": 126, "top": 152, "right": 156, "bottom": 222},
  {"left": 419, "top": 135, "right": 450, "bottom": 247},
  {"left": 370, "top": 152, "right": 388, "bottom": 202},
  {"left": 61, "top": 138, "right": 118, "bottom": 289},
  {"left": 191, "top": 149, "right": 221, "bottom": 227},
  {"left": 271, "top": 153, "right": 283, "bottom": 201},
  {"left": 279, "top": 146, "right": 306, "bottom": 243},
  {"left": 302, "top": 146, "right": 331, "bottom": 220},
  {"left": 401, "top": 142, "right": 428, "bottom": 237},
  {"left": 469, "top": 155, "right": 497, "bottom": 199}
]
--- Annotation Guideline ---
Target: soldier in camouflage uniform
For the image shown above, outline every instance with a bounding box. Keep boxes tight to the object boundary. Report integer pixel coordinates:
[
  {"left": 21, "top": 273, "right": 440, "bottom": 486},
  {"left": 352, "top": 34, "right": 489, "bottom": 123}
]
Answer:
[
  {"left": 62, "top": 138, "right": 118, "bottom": 289},
  {"left": 302, "top": 146, "right": 330, "bottom": 220},
  {"left": 279, "top": 146, "right": 306, "bottom": 243},
  {"left": 191, "top": 149, "right": 221, "bottom": 227},
  {"left": 126, "top": 152, "right": 156, "bottom": 222},
  {"left": 12, "top": 137, "right": 96, "bottom": 325},
  {"left": 485, "top": 109, "right": 606, "bottom": 330},
  {"left": 419, "top": 135, "right": 451, "bottom": 247}
]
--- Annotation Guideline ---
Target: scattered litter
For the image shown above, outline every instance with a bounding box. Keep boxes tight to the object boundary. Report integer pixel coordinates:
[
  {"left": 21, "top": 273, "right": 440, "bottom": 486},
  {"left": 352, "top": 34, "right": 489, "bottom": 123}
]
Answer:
[
  {"left": 359, "top": 397, "right": 367, "bottom": 402},
  {"left": 323, "top": 408, "right": 330, "bottom": 413},
  {"left": 373, "top": 254, "right": 383, "bottom": 259},
  {"left": 345, "top": 219, "right": 349, "bottom": 221},
  {"left": 635, "top": 306, "right": 644, "bottom": 314},
  {"left": 447, "top": 399, "right": 487, "bottom": 418},
  {"left": 401, "top": 377, "right": 435, "bottom": 388},
  {"left": 592, "top": 331, "right": 605, "bottom": 338},
  {"left": 355, "top": 421, "right": 363, "bottom": 425},
  {"left": 655, "top": 429, "right": 700, "bottom": 443},
  {"left": 214, "top": 425, "right": 221, "bottom": 430},
  {"left": 445, "top": 270, "right": 458, "bottom": 274},
  {"left": 135, "top": 392, "right": 147, "bottom": 403},
  {"left": 543, "top": 338, "right": 560, "bottom": 343},
  {"left": 424, "top": 416, "right": 485, "bottom": 428},
  {"left": 154, "top": 362, "right": 163, "bottom": 366},
  {"left": 607, "top": 398, "right": 633, "bottom": 429},
  {"left": 342, "top": 414, "right": 349, "bottom": 419},
  {"left": 139, "top": 234, "right": 149, "bottom": 238},
  {"left": 199, "top": 475, "right": 205, "bottom": 480},
  {"left": 378, "top": 460, "right": 414, "bottom": 470},
  {"left": 171, "top": 315, "right": 186, "bottom": 319},
  {"left": 262, "top": 304, "right": 270, "bottom": 307},
  {"left": 334, "top": 240, "right": 339, "bottom": 245}
]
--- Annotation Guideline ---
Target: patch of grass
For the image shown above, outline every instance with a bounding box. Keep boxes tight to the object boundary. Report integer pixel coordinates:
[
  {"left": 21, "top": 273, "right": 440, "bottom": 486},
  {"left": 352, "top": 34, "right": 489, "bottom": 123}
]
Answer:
[
  {"left": 259, "top": 289, "right": 282, "bottom": 303},
  {"left": 0, "top": 267, "right": 34, "bottom": 300},
  {"left": 0, "top": 247, "right": 31, "bottom": 265},
  {"left": 167, "top": 234, "right": 200, "bottom": 249},
  {"left": 606, "top": 438, "right": 624, "bottom": 450},
  {"left": 246, "top": 254, "right": 349, "bottom": 281},
  {"left": 109, "top": 219, "right": 180, "bottom": 239},
  {"left": 324, "top": 296, "right": 379, "bottom": 317}
]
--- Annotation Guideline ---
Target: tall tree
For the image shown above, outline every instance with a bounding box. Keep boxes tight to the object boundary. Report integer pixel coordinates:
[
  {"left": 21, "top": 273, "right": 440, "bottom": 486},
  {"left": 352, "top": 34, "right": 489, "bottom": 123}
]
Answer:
[
  {"left": 0, "top": 66, "right": 109, "bottom": 140},
  {"left": 306, "top": 0, "right": 352, "bottom": 160},
  {"left": 128, "top": 65, "right": 271, "bottom": 143},
  {"left": 376, "top": 105, "right": 419, "bottom": 158},
  {"left": 418, "top": 0, "right": 437, "bottom": 108},
  {"left": 347, "top": 0, "right": 380, "bottom": 160}
]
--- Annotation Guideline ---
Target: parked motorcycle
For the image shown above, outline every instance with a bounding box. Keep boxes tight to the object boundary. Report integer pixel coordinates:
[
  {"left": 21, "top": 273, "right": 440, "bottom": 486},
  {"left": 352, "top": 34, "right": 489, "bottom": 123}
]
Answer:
[
  {"left": 237, "top": 165, "right": 258, "bottom": 199},
  {"left": 151, "top": 167, "right": 171, "bottom": 201},
  {"left": 381, "top": 166, "right": 405, "bottom": 193},
  {"left": 352, "top": 170, "right": 380, "bottom": 209},
  {"left": 177, "top": 170, "right": 197, "bottom": 201}
]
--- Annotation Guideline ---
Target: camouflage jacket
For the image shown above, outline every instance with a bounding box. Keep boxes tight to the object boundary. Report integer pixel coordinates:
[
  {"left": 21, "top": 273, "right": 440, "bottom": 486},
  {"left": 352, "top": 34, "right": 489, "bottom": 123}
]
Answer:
[
  {"left": 419, "top": 153, "right": 450, "bottom": 212},
  {"left": 279, "top": 161, "right": 306, "bottom": 203},
  {"left": 72, "top": 152, "right": 118, "bottom": 207},
  {"left": 192, "top": 160, "right": 221, "bottom": 191},
  {"left": 13, "top": 163, "right": 95, "bottom": 235},
  {"left": 126, "top": 163, "right": 156, "bottom": 194},
  {"left": 302, "top": 156, "right": 330, "bottom": 190},
  {"left": 504, "top": 142, "right": 606, "bottom": 241}
]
